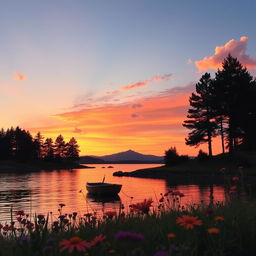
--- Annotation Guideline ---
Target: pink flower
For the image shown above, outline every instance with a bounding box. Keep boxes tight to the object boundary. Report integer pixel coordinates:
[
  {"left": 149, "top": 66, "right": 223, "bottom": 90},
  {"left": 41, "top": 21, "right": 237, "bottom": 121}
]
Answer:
[
  {"left": 88, "top": 235, "right": 105, "bottom": 247},
  {"left": 232, "top": 176, "right": 240, "bottom": 181},
  {"left": 131, "top": 199, "right": 153, "bottom": 214},
  {"left": 59, "top": 237, "right": 90, "bottom": 253}
]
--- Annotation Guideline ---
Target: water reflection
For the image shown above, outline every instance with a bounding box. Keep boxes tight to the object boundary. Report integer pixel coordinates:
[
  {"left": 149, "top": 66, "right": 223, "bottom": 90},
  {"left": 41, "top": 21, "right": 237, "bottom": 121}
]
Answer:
[{"left": 0, "top": 164, "right": 226, "bottom": 222}]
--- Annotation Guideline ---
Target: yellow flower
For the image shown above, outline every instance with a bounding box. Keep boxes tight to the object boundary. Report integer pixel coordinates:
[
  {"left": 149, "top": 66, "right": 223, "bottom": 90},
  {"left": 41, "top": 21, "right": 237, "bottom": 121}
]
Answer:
[
  {"left": 176, "top": 215, "right": 202, "bottom": 229},
  {"left": 215, "top": 216, "right": 224, "bottom": 221},
  {"left": 167, "top": 233, "right": 176, "bottom": 238},
  {"left": 207, "top": 227, "right": 220, "bottom": 234}
]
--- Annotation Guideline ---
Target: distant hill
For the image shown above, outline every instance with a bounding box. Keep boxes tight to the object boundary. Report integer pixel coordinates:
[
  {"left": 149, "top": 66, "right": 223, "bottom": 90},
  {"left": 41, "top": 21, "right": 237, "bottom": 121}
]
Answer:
[{"left": 80, "top": 150, "right": 164, "bottom": 164}]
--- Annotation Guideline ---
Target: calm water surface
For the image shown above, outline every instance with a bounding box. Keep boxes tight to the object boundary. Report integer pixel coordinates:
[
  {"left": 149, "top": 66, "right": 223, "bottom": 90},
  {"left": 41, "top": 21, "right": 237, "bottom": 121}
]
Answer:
[{"left": 0, "top": 164, "right": 225, "bottom": 222}]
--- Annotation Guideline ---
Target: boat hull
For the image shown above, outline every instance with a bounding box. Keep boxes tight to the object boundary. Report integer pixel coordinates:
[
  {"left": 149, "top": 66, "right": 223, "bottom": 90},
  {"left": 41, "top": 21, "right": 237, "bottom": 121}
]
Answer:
[{"left": 86, "top": 182, "right": 122, "bottom": 196}]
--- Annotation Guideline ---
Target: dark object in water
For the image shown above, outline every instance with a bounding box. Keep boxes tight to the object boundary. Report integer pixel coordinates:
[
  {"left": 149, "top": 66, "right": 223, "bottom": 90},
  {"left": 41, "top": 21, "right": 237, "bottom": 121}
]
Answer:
[{"left": 86, "top": 182, "right": 122, "bottom": 195}]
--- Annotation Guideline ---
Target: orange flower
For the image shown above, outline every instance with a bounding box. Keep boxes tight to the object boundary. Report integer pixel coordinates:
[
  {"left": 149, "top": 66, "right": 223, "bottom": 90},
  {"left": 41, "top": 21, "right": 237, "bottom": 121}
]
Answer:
[
  {"left": 207, "top": 228, "right": 220, "bottom": 234},
  {"left": 59, "top": 237, "right": 90, "bottom": 253},
  {"left": 167, "top": 233, "right": 176, "bottom": 238},
  {"left": 215, "top": 216, "right": 224, "bottom": 221},
  {"left": 176, "top": 215, "right": 202, "bottom": 229}
]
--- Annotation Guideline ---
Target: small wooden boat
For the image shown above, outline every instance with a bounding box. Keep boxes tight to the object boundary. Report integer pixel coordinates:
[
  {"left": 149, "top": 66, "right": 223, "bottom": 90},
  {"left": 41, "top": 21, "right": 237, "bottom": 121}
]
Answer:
[{"left": 86, "top": 182, "right": 122, "bottom": 196}]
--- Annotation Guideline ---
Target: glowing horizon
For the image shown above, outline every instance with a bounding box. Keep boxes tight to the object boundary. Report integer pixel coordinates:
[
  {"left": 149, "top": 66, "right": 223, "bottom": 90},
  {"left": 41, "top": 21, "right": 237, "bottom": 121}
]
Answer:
[{"left": 1, "top": 1, "right": 255, "bottom": 156}]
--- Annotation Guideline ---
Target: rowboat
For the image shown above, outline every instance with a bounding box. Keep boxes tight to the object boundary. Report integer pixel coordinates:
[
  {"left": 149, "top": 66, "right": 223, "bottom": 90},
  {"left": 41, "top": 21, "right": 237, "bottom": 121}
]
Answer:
[{"left": 86, "top": 182, "right": 122, "bottom": 196}]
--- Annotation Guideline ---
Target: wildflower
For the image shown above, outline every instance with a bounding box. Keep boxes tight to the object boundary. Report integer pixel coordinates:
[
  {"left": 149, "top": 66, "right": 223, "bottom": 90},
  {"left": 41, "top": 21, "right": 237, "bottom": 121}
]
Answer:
[
  {"left": 154, "top": 251, "right": 169, "bottom": 256},
  {"left": 17, "top": 217, "right": 22, "bottom": 222},
  {"left": 104, "top": 211, "right": 117, "bottom": 219},
  {"left": 206, "top": 208, "right": 214, "bottom": 215},
  {"left": 43, "top": 246, "right": 53, "bottom": 253},
  {"left": 176, "top": 215, "right": 202, "bottom": 229},
  {"left": 215, "top": 216, "right": 224, "bottom": 221},
  {"left": 59, "top": 237, "right": 90, "bottom": 253},
  {"left": 16, "top": 210, "right": 25, "bottom": 216},
  {"left": 37, "top": 214, "right": 45, "bottom": 221},
  {"left": 89, "top": 234, "right": 106, "bottom": 247},
  {"left": 232, "top": 176, "right": 240, "bottom": 181},
  {"left": 130, "top": 199, "right": 153, "bottom": 214},
  {"left": 167, "top": 233, "right": 175, "bottom": 238},
  {"left": 207, "top": 227, "right": 220, "bottom": 234},
  {"left": 114, "top": 231, "right": 145, "bottom": 241},
  {"left": 170, "top": 244, "right": 180, "bottom": 252}
]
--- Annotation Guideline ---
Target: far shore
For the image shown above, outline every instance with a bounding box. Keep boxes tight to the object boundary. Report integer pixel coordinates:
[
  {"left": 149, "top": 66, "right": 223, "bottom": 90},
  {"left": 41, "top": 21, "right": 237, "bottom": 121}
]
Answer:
[
  {"left": 113, "top": 152, "right": 256, "bottom": 181},
  {"left": 0, "top": 160, "right": 94, "bottom": 172}
]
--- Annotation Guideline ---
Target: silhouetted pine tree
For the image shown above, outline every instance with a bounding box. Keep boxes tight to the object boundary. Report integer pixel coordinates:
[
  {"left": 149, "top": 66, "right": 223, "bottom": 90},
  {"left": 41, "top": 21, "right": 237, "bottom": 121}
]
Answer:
[
  {"left": 65, "top": 137, "right": 80, "bottom": 161},
  {"left": 54, "top": 135, "right": 66, "bottom": 160},
  {"left": 183, "top": 73, "right": 217, "bottom": 156},
  {"left": 43, "top": 138, "right": 54, "bottom": 161},
  {"left": 34, "top": 132, "right": 44, "bottom": 159},
  {"left": 213, "top": 54, "right": 256, "bottom": 152}
]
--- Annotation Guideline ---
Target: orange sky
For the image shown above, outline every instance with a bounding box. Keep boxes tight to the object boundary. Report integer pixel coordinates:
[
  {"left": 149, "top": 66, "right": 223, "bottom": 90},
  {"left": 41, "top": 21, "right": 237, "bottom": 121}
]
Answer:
[{"left": 28, "top": 83, "right": 223, "bottom": 156}]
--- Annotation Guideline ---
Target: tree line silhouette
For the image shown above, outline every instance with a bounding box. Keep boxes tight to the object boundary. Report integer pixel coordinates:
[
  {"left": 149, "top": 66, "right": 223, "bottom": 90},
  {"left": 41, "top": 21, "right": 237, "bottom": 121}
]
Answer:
[
  {"left": 183, "top": 55, "right": 256, "bottom": 156},
  {"left": 0, "top": 127, "right": 80, "bottom": 162}
]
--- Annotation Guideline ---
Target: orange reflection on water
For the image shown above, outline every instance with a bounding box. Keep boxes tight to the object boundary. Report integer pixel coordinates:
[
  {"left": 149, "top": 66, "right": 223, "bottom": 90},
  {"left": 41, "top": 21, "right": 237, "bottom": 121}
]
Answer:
[{"left": 0, "top": 164, "right": 226, "bottom": 221}]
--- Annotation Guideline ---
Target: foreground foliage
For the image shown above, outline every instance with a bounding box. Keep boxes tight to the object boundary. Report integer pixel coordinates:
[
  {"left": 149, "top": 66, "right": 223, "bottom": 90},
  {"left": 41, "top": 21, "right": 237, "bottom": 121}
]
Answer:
[{"left": 0, "top": 175, "right": 256, "bottom": 256}]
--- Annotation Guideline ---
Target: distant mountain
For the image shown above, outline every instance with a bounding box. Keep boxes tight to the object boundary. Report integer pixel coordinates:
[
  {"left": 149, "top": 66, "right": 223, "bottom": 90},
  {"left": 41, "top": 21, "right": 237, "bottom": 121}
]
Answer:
[{"left": 80, "top": 150, "right": 164, "bottom": 164}]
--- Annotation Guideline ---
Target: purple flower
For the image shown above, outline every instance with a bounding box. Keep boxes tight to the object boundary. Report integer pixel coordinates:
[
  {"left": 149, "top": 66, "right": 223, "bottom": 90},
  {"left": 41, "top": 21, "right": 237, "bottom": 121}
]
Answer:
[
  {"left": 19, "top": 235, "right": 30, "bottom": 246},
  {"left": 114, "top": 231, "right": 144, "bottom": 242},
  {"left": 46, "top": 238, "right": 55, "bottom": 245},
  {"left": 170, "top": 244, "right": 180, "bottom": 253},
  {"left": 154, "top": 251, "right": 169, "bottom": 256},
  {"left": 43, "top": 246, "right": 53, "bottom": 253}
]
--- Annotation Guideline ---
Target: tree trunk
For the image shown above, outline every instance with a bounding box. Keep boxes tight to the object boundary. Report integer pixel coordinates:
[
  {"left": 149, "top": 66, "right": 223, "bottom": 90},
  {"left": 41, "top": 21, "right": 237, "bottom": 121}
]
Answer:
[
  {"left": 207, "top": 130, "right": 213, "bottom": 157},
  {"left": 220, "top": 117, "right": 225, "bottom": 154}
]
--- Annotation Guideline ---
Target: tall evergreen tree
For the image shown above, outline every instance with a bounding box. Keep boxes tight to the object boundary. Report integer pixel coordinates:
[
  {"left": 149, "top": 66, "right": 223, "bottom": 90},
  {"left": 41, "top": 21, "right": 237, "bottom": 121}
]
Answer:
[
  {"left": 34, "top": 132, "right": 44, "bottom": 159},
  {"left": 54, "top": 135, "right": 66, "bottom": 160},
  {"left": 183, "top": 73, "right": 217, "bottom": 156},
  {"left": 213, "top": 54, "right": 256, "bottom": 152},
  {"left": 65, "top": 137, "right": 80, "bottom": 161},
  {"left": 43, "top": 138, "right": 54, "bottom": 161}
]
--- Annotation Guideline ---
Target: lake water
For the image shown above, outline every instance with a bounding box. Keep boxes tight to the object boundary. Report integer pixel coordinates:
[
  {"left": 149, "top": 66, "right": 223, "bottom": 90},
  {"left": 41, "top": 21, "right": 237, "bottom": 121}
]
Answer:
[{"left": 0, "top": 164, "right": 225, "bottom": 222}]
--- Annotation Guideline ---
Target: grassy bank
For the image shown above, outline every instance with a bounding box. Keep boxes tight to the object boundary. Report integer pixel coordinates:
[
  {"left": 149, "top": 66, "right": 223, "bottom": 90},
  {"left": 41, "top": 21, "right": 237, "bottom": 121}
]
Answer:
[
  {"left": 0, "top": 160, "right": 94, "bottom": 172},
  {"left": 113, "top": 152, "right": 256, "bottom": 180},
  {"left": 0, "top": 181, "right": 255, "bottom": 256}
]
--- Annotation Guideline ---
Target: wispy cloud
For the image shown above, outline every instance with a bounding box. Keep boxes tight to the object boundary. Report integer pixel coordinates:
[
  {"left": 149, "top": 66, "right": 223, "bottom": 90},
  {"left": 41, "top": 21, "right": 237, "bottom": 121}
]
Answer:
[
  {"left": 131, "top": 103, "right": 143, "bottom": 109},
  {"left": 195, "top": 36, "right": 256, "bottom": 71},
  {"left": 121, "top": 74, "right": 172, "bottom": 91},
  {"left": 13, "top": 72, "right": 26, "bottom": 81},
  {"left": 73, "top": 127, "right": 82, "bottom": 133}
]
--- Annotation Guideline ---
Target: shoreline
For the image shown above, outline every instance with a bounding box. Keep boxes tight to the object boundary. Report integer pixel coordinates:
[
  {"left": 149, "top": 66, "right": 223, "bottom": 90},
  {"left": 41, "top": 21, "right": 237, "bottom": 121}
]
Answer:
[
  {"left": 0, "top": 160, "right": 94, "bottom": 172},
  {"left": 113, "top": 153, "right": 256, "bottom": 181}
]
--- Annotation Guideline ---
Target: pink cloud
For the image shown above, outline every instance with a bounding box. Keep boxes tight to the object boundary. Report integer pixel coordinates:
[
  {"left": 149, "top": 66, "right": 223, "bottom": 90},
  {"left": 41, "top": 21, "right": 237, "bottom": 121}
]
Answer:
[
  {"left": 121, "top": 74, "right": 172, "bottom": 91},
  {"left": 13, "top": 72, "right": 26, "bottom": 81},
  {"left": 195, "top": 36, "right": 256, "bottom": 71}
]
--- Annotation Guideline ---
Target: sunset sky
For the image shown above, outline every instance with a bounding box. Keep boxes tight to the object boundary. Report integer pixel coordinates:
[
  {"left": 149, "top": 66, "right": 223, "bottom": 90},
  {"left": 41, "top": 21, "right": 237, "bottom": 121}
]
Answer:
[{"left": 1, "top": 0, "right": 256, "bottom": 156}]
